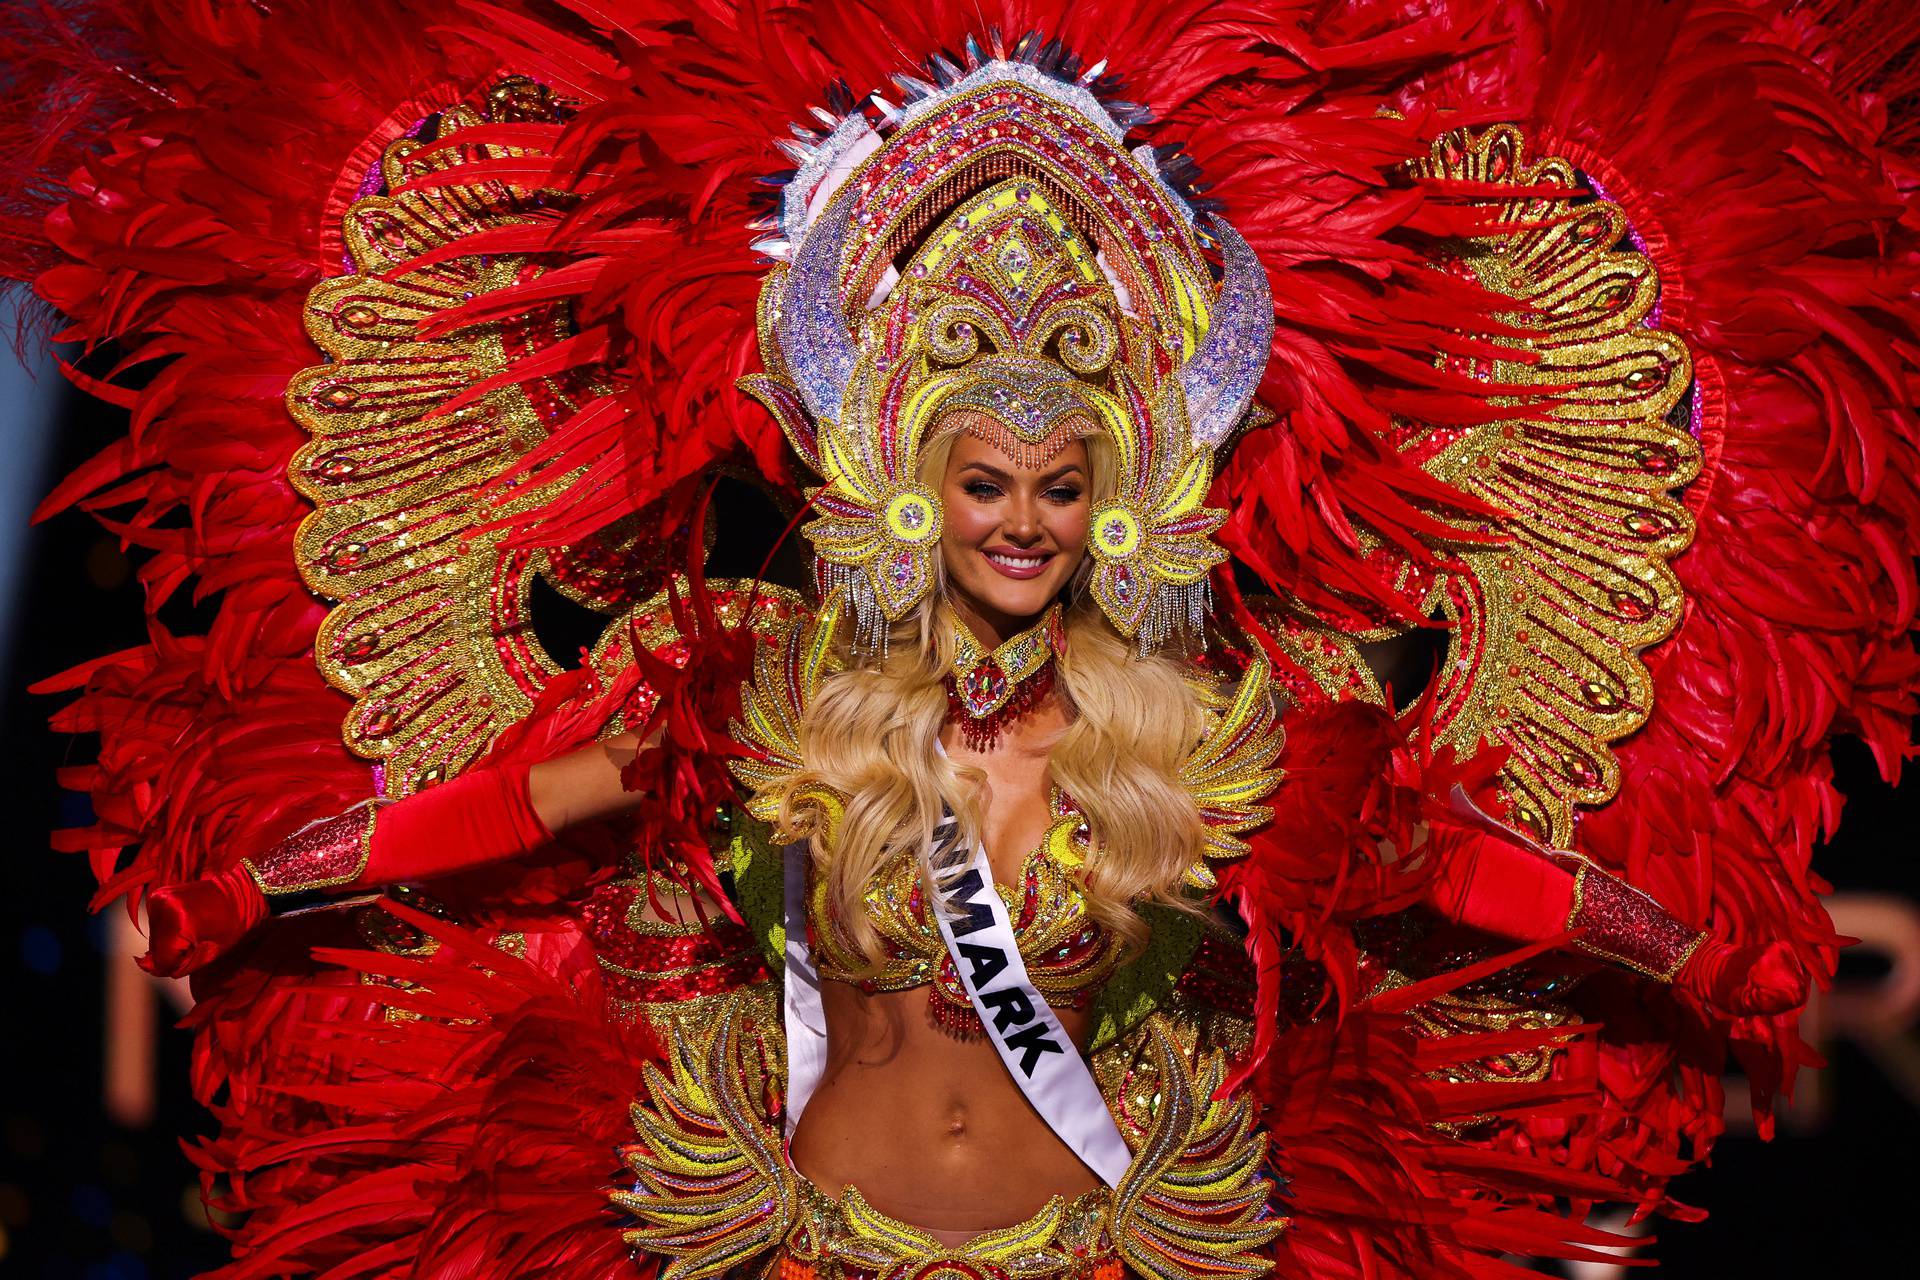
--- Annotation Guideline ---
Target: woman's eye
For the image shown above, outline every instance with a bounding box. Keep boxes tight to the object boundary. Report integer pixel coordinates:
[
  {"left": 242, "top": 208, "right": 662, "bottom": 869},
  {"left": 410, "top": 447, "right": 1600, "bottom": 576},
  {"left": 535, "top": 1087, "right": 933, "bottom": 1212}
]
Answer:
[
  {"left": 963, "top": 480, "right": 1003, "bottom": 499},
  {"left": 1044, "top": 485, "right": 1083, "bottom": 503}
]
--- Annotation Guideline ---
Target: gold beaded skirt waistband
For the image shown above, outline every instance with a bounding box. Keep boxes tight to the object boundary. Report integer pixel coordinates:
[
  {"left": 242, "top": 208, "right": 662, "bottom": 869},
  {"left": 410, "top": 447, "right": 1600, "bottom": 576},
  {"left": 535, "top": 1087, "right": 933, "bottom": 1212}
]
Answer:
[{"left": 772, "top": 1174, "right": 1124, "bottom": 1280}]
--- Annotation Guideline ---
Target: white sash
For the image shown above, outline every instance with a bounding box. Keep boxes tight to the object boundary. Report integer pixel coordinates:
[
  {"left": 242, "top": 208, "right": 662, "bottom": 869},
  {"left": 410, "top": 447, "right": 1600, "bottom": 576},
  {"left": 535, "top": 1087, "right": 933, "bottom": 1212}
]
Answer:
[
  {"left": 781, "top": 843, "right": 830, "bottom": 1132},
  {"left": 779, "top": 814, "right": 1133, "bottom": 1188}
]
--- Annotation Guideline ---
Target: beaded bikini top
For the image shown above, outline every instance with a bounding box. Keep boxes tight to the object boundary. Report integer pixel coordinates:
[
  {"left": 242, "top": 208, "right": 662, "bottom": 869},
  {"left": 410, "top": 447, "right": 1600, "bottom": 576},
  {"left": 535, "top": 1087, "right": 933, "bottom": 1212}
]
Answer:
[{"left": 806, "top": 788, "right": 1121, "bottom": 1034}]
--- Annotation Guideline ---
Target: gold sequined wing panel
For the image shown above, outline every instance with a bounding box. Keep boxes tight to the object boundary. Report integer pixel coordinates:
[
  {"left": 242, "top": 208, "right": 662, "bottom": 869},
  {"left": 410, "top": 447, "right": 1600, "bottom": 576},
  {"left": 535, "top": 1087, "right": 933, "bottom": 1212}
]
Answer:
[
  {"left": 1106, "top": 1017, "right": 1284, "bottom": 1280},
  {"left": 613, "top": 987, "right": 796, "bottom": 1280},
  {"left": 1408, "top": 125, "right": 1699, "bottom": 845},
  {"left": 1274, "top": 125, "right": 1700, "bottom": 849},
  {"left": 288, "top": 87, "right": 588, "bottom": 795}
]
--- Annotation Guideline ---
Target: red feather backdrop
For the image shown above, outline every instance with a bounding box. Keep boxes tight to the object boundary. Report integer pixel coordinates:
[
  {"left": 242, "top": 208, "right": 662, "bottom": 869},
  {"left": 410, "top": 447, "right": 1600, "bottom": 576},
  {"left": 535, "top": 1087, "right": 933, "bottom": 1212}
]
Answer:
[{"left": 3, "top": 2, "right": 1915, "bottom": 1276}]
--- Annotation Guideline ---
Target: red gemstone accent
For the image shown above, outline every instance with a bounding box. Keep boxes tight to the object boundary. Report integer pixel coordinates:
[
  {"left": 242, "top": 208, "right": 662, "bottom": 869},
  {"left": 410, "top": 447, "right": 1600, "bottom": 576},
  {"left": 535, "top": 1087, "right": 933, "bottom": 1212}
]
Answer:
[
  {"left": 1631, "top": 444, "right": 1677, "bottom": 475},
  {"left": 327, "top": 542, "right": 368, "bottom": 570},
  {"left": 1512, "top": 805, "right": 1549, "bottom": 844},
  {"left": 1609, "top": 590, "right": 1654, "bottom": 620},
  {"left": 1624, "top": 364, "right": 1668, "bottom": 392},
  {"left": 1622, "top": 510, "right": 1672, "bottom": 536},
  {"left": 365, "top": 216, "right": 407, "bottom": 250},
  {"left": 946, "top": 662, "right": 1056, "bottom": 752},
  {"left": 1580, "top": 681, "right": 1622, "bottom": 712},
  {"left": 1487, "top": 138, "right": 1512, "bottom": 179}
]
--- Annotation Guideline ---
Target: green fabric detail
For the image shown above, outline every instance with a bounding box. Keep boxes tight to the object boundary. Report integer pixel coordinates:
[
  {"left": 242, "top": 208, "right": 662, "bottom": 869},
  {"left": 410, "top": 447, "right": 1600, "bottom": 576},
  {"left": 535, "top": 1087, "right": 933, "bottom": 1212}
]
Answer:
[
  {"left": 728, "top": 809, "right": 1207, "bottom": 1044},
  {"left": 729, "top": 811, "right": 788, "bottom": 974},
  {"left": 1087, "top": 901, "right": 1204, "bottom": 1052}
]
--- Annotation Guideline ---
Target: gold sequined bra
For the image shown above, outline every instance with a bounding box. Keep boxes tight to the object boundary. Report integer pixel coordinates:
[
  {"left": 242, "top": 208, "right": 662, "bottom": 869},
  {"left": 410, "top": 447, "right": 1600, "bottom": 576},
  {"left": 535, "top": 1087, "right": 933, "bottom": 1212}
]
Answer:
[{"left": 806, "top": 791, "right": 1122, "bottom": 1036}]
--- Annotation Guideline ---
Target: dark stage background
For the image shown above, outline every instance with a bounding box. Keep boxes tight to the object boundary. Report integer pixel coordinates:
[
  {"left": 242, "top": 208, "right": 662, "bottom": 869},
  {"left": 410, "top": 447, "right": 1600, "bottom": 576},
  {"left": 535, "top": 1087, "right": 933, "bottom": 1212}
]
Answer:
[{"left": 0, "top": 321, "right": 1915, "bottom": 1278}]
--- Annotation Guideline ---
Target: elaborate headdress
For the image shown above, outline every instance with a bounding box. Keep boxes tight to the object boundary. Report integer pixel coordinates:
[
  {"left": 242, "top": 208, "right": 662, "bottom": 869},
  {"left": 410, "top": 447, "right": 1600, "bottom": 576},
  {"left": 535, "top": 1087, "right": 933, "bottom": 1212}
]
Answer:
[{"left": 737, "top": 37, "right": 1273, "bottom": 651}]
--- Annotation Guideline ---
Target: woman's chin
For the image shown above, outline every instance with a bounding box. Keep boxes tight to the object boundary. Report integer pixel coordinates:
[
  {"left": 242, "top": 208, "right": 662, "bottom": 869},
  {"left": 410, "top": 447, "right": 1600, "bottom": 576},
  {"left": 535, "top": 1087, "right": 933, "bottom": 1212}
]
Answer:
[{"left": 954, "top": 573, "right": 1063, "bottom": 627}]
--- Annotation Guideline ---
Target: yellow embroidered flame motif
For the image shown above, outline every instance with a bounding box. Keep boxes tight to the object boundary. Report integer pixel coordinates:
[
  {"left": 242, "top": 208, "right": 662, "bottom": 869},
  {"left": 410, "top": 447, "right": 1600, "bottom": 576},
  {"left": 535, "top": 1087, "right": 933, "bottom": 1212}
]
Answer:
[
  {"left": 1087, "top": 392, "right": 1232, "bottom": 648},
  {"left": 1112, "top": 1020, "right": 1284, "bottom": 1279},
  {"left": 1180, "top": 656, "right": 1286, "bottom": 889},
  {"left": 613, "top": 996, "right": 795, "bottom": 1280},
  {"left": 729, "top": 588, "right": 847, "bottom": 840}
]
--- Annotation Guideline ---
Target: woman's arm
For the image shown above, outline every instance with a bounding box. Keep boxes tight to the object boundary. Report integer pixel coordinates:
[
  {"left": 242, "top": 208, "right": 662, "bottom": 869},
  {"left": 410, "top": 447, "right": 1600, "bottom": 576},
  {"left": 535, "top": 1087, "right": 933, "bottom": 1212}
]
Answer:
[
  {"left": 528, "top": 731, "right": 650, "bottom": 830},
  {"left": 1418, "top": 820, "right": 1806, "bottom": 1017},
  {"left": 143, "top": 732, "right": 656, "bottom": 976}
]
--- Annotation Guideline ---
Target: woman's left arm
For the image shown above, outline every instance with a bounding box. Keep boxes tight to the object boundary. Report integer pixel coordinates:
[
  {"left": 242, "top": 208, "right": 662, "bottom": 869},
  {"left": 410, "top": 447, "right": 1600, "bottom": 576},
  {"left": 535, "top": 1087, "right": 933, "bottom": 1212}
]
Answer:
[{"left": 1419, "top": 819, "right": 1807, "bottom": 1017}]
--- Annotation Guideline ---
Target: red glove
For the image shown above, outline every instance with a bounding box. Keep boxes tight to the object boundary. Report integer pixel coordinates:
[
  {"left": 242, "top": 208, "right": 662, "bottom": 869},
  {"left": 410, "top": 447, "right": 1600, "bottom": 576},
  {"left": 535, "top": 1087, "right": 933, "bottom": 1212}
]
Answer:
[
  {"left": 1423, "top": 826, "right": 1574, "bottom": 942},
  {"left": 1421, "top": 821, "right": 1807, "bottom": 1019},
  {"left": 142, "top": 761, "right": 552, "bottom": 977},
  {"left": 1676, "top": 937, "right": 1808, "bottom": 1017},
  {"left": 141, "top": 863, "right": 269, "bottom": 977}
]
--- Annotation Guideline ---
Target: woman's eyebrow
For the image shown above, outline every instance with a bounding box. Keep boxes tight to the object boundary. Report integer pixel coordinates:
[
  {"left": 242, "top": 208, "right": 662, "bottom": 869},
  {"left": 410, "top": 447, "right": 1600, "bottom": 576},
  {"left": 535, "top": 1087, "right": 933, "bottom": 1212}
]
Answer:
[{"left": 956, "top": 460, "right": 1085, "bottom": 483}]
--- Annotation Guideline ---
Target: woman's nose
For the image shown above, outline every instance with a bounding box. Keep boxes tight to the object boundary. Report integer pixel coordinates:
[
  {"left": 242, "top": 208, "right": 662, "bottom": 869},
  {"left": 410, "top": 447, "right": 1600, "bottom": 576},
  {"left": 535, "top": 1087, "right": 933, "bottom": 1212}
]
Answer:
[{"left": 1002, "top": 494, "right": 1043, "bottom": 543}]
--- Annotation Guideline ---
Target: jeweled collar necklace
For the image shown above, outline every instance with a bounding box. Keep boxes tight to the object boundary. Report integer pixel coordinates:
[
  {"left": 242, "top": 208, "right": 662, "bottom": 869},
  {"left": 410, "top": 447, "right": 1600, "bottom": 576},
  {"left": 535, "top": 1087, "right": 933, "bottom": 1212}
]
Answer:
[{"left": 945, "top": 605, "right": 1066, "bottom": 751}]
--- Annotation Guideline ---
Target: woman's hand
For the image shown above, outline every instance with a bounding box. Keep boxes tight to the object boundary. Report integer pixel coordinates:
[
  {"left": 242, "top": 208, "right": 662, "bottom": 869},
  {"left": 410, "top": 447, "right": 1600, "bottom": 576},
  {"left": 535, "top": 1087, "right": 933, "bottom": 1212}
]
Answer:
[
  {"left": 1676, "top": 938, "right": 1809, "bottom": 1017},
  {"left": 142, "top": 864, "right": 268, "bottom": 978}
]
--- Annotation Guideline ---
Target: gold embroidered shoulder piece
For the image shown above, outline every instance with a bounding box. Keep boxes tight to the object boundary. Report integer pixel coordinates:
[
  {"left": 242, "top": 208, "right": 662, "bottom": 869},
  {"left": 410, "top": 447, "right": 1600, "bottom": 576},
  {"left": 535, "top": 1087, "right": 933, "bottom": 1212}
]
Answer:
[
  {"left": 1179, "top": 655, "right": 1286, "bottom": 890},
  {"left": 729, "top": 589, "right": 847, "bottom": 833}
]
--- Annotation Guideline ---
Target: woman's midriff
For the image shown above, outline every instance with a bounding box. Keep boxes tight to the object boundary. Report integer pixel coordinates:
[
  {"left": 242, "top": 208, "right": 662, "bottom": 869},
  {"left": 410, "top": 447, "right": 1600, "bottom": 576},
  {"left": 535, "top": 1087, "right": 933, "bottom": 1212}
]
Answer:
[{"left": 789, "top": 979, "right": 1100, "bottom": 1248}]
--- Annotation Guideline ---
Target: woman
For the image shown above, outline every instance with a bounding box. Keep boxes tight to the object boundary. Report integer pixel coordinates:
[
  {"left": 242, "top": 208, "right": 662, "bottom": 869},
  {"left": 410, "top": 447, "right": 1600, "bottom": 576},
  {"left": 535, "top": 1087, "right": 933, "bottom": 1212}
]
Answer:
[
  {"left": 141, "top": 61, "right": 1800, "bottom": 1269},
  {"left": 12, "top": 5, "right": 1906, "bottom": 1277}
]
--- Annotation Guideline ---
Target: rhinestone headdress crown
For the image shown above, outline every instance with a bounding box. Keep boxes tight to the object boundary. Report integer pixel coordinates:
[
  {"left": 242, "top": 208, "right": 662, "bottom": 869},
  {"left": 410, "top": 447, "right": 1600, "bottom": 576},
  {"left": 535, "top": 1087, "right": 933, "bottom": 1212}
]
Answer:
[{"left": 738, "top": 36, "right": 1273, "bottom": 651}]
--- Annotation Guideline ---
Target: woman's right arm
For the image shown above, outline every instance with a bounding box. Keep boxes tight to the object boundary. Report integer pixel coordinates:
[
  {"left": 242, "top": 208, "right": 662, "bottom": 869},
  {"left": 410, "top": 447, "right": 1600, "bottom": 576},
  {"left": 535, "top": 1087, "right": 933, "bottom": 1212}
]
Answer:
[
  {"left": 527, "top": 731, "right": 650, "bottom": 830},
  {"left": 143, "top": 732, "right": 659, "bottom": 976}
]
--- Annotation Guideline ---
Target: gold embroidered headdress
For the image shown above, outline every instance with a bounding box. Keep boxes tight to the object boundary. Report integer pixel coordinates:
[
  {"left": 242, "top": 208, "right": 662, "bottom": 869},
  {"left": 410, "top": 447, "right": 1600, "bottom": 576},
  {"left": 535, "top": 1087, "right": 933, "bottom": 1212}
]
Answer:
[{"left": 739, "top": 39, "right": 1273, "bottom": 650}]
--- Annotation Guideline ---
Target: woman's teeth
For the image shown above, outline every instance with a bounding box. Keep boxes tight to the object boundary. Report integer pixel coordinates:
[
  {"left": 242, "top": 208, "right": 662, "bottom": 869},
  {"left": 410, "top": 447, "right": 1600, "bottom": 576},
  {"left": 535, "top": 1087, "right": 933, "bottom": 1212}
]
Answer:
[{"left": 985, "top": 549, "right": 1051, "bottom": 577}]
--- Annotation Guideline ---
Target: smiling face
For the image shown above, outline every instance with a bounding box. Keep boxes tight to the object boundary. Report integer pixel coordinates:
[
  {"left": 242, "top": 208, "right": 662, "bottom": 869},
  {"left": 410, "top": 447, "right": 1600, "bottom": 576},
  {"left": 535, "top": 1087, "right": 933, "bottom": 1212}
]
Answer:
[{"left": 934, "top": 415, "right": 1093, "bottom": 647}]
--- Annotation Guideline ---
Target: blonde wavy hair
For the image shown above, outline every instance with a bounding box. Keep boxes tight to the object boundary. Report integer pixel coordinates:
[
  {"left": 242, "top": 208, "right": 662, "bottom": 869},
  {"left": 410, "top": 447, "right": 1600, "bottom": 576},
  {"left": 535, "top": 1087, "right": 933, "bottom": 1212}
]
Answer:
[{"left": 764, "top": 428, "right": 1210, "bottom": 972}]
